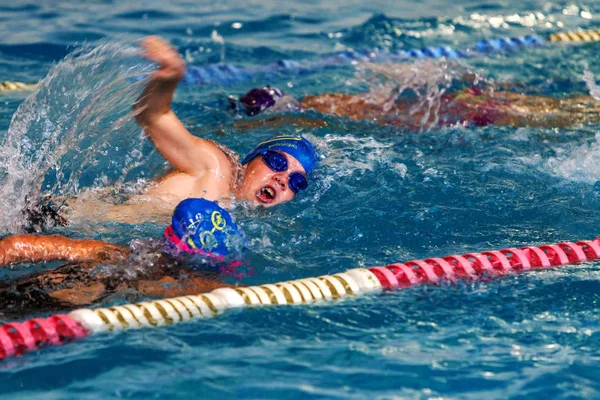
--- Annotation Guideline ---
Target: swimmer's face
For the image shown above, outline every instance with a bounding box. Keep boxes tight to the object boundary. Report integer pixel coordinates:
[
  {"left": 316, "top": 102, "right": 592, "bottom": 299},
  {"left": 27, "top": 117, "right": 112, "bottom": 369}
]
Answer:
[{"left": 239, "top": 151, "right": 306, "bottom": 207}]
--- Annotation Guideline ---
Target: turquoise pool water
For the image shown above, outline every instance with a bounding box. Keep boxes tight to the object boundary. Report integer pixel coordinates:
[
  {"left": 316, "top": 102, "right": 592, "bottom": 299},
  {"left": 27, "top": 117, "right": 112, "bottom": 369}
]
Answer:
[{"left": 2, "top": 0, "right": 600, "bottom": 398}]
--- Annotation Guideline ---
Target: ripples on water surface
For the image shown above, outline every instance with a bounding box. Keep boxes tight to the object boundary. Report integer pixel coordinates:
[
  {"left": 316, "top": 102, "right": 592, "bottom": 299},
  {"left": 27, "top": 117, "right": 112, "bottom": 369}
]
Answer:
[{"left": 2, "top": 0, "right": 600, "bottom": 398}]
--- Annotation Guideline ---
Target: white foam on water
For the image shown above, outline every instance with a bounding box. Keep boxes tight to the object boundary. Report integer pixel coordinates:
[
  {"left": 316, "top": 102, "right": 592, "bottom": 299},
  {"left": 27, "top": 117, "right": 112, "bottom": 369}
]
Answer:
[
  {"left": 351, "top": 60, "right": 467, "bottom": 131},
  {"left": 546, "top": 68, "right": 600, "bottom": 184},
  {"left": 546, "top": 132, "right": 600, "bottom": 184},
  {"left": 584, "top": 65, "right": 600, "bottom": 102}
]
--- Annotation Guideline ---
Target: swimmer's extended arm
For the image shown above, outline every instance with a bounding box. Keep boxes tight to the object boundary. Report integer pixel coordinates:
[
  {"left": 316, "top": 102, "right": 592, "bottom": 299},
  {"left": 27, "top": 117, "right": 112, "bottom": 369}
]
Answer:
[
  {"left": 0, "top": 234, "right": 130, "bottom": 267},
  {"left": 0, "top": 256, "right": 230, "bottom": 313},
  {"left": 133, "top": 36, "right": 228, "bottom": 176},
  {"left": 136, "top": 275, "right": 232, "bottom": 298}
]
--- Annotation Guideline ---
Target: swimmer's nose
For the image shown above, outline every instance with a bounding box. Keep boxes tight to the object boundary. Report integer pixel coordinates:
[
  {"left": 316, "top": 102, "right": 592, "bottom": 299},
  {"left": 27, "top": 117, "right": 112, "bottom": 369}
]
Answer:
[{"left": 275, "top": 175, "right": 287, "bottom": 191}]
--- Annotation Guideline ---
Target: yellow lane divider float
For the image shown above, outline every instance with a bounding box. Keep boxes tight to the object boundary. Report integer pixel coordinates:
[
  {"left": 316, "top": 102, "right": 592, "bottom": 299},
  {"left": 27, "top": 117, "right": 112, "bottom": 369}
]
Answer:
[{"left": 0, "top": 81, "right": 37, "bottom": 93}]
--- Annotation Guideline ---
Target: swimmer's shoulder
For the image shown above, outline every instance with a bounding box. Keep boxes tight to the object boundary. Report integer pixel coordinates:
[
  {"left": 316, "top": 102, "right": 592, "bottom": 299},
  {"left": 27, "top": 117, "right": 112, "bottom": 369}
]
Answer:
[{"left": 203, "top": 138, "right": 242, "bottom": 181}]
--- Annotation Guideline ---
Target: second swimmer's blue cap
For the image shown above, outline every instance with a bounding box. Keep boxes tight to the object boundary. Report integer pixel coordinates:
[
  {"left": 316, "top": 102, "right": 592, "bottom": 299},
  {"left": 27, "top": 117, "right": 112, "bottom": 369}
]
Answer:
[
  {"left": 241, "top": 136, "right": 318, "bottom": 174},
  {"left": 165, "top": 198, "right": 244, "bottom": 258}
]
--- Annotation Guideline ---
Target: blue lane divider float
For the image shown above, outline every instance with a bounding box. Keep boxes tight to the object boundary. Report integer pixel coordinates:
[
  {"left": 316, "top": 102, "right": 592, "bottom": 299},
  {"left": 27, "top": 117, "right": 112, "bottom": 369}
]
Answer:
[{"left": 182, "top": 34, "right": 546, "bottom": 85}]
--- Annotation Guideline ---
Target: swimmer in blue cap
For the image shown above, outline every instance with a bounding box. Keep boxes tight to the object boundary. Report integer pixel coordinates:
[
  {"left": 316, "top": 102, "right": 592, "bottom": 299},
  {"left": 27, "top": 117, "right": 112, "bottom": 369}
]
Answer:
[
  {"left": 238, "top": 135, "right": 317, "bottom": 206},
  {"left": 164, "top": 198, "right": 245, "bottom": 260},
  {"left": 0, "top": 198, "right": 246, "bottom": 314},
  {"left": 23, "top": 37, "right": 319, "bottom": 229},
  {"left": 127, "top": 37, "right": 320, "bottom": 219}
]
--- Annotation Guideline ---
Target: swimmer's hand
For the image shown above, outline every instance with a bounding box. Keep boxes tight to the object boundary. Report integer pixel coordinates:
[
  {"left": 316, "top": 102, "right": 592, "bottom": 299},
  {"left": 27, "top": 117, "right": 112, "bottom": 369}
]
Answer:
[
  {"left": 85, "top": 244, "right": 131, "bottom": 264},
  {"left": 134, "top": 35, "right": 233, "bottom": 180},
  {"left": 141, "top": 36, "right": 186, "bottom": 82},
  {"left": 135, "top": 35, "right": 185, "bottom": 120}
]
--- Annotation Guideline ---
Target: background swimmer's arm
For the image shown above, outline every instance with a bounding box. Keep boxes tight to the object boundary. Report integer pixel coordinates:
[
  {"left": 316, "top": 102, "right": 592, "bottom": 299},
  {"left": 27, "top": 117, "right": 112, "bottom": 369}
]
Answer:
[
  {"left": 300, "top": 93, "right": 386, "bottom": 121},
  {"left": 133, "top": 36, "right": 227, "bottom": 176},
  {"left": 233, "top": 114, "right": 330, "bottom": 131},
  {"left": 0, "top": 234, "right": 130, "bottom": 267},
  {"left": 458, "top": 92, "right": 600, "bottom": 128},
  {"left": 11, "top": 270, "right": 233, "bottom": 310}
]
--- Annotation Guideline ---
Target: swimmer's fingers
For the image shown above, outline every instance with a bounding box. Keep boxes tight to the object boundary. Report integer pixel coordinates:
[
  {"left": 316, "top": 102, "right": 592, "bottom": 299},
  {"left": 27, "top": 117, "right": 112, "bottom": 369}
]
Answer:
[
  {"left": 141, "top": 36, "right": 186, "bottom": 81},
  {"left": 87, "top": 244, "right": 131, "bottom": 264},
  {"left": 141, "top": 36, "right": 173, "bottom": 63}
]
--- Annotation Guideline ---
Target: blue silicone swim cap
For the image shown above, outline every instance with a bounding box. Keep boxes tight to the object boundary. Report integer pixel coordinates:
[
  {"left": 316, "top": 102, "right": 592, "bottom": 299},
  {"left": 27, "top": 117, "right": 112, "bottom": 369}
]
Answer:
[
  {"left": 241, "top": 135, "right": 318, "bottom": 173},
  {"left": 165, "top": 198, "right": 243, "bottom": 258}
]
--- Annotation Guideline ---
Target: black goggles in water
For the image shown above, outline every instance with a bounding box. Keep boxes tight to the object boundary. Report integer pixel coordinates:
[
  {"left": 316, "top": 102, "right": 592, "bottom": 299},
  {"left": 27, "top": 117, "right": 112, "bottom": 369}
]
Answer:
[{"left": 261, "top": 150, "right": 308, "bottom": 194}]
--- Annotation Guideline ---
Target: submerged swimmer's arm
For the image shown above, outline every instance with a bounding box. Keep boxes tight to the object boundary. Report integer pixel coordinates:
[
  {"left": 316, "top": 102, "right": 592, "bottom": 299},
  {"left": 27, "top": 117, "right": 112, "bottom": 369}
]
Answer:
[
  {"left": 45, "top": 271, "right": 234, "bottom": 306},
  {"left": 136, "top": 275, "right": 233, "bottom": 298},
  {"left": 5, "top": 271, "right": 233, "bottom": 312},
  {"left": 0, "top": 234, "right": 130, "bottom": 267},
  {"left": 133, "top": 36, "right": 227, "bottom": 176}
]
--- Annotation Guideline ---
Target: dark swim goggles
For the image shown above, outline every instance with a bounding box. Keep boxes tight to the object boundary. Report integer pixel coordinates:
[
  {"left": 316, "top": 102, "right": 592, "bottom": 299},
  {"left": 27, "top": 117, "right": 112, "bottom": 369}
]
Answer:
[{"left": 261, "top": 150, "right": 308, "bottom": 194}]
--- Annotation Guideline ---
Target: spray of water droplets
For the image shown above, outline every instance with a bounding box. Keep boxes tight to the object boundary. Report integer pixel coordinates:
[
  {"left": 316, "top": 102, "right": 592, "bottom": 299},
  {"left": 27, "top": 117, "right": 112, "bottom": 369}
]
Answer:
[
  {"left": 351, "top": 60, "right": 466, "bottom": 131},
  {"left": 0, "top": 40, "right": 156, "bottom": 232},
  {"left": 546, "top": 67, "right": 600, "bottom": 183}
]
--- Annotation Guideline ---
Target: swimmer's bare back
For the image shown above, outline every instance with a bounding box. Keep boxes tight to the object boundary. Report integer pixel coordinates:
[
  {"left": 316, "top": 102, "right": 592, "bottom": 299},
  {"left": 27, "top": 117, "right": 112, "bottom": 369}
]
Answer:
[{"left": 46, "top": 158, "right": 240, "bottom": 227}]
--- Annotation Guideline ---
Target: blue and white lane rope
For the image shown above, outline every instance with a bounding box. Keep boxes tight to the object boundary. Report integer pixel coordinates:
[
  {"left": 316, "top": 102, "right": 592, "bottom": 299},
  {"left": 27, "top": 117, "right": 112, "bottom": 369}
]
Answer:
[
  {"left": 179, "top": 28, "right": 600, "bottom": 85},
  {"left": 181, "top": 35, "right": 545, "bottom": 85}
]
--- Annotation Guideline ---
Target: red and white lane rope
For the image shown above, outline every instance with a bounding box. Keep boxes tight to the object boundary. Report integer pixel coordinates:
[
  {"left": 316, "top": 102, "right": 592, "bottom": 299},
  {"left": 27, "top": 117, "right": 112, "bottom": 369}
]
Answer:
[
  {"left": 0, "top": 315, "right": 87, "bottom": 359},
  {"left": 1, "top": 238, "right": 599, "bottom": 360}
]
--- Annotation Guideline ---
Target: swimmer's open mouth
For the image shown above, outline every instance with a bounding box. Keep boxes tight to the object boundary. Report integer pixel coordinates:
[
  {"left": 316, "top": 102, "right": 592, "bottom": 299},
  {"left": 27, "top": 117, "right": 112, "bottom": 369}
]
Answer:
[{"left": 256, "top": 185, "right": 276, "bottom": 203}]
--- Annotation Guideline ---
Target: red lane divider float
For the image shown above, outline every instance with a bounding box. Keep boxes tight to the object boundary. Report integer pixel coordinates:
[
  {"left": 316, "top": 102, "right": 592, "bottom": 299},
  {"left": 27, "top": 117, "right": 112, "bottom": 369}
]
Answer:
[
  {"left": 368, "top": 239, "right": 600, "bottom": 289},
  {"left": 0, "top": 315, "right": 87, "bottom": 359},
  {"left": 1, "top": 238, "right": 600, "bottom": 361}
]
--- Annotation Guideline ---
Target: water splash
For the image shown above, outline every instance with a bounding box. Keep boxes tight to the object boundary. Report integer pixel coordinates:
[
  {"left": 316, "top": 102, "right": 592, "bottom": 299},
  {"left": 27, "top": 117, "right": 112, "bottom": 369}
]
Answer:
[
  {"left": 583, "top": 65, "right": 600, "bottom": 102},
  {"left": 0, "top": 40, "right": 155, "bottom": 232},
  {"left": 546, "top": 132, "right": 600, "bottom": 184},
  {"left": 545, "top": 68, "right": 600, "bottom": 184},
  {"left": 351, "top": 60, "right": 466, "bottom": 131}
]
